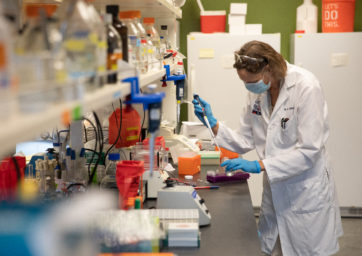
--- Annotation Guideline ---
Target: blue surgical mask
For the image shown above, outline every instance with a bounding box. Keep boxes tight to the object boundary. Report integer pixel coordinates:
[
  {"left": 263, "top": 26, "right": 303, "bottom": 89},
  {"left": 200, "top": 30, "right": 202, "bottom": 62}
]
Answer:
[{"left": 245, "top": 78, "right": 271, "bottom": 94}]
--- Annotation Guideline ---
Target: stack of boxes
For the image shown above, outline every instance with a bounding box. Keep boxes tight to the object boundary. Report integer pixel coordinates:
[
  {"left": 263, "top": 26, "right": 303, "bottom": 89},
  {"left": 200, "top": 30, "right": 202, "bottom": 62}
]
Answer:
[{"left": 228, "top": 3, "right": 262, "bottom": 35}]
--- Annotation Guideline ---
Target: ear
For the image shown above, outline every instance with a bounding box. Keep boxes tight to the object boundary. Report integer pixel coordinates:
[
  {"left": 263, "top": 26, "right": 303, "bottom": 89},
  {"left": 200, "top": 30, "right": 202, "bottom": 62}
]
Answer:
[{"left": 265, "top": 64, "right": 271, "bottom": 73}]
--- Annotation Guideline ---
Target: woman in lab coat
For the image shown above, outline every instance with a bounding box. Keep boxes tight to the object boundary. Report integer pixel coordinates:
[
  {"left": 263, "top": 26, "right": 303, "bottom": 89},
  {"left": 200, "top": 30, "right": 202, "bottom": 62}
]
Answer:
[{"left": 193, "top": 41, "right": 343, "bottom": 256}]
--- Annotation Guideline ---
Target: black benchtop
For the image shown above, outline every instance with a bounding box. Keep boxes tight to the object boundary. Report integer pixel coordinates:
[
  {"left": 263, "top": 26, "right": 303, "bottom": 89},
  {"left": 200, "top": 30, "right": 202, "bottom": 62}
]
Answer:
[{"left": 148, "top": 165, "right": 261, "bottom": 255}]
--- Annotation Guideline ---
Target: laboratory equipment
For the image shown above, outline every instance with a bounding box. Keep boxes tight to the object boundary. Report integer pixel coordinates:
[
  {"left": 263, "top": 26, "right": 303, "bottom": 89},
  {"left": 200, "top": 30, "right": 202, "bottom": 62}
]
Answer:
[
  {"left": 167, "top": 222, "right": 200, "bottom": 248},
  {"left": 106, "top": 5, "right": 128, "bottom": 62},
  {"left": 160, "top": 25, "right": 171, "bottom": 52},
  {"left": 100, "top": 153, "right": 120, "bottom": 192},
  {"left": 161, "top": 65, "right": 186, "bottom": 133},
  {"left": 157, "top": 183, "right": 211, "bottom": 226},
  {"left": 142, "top": 169, "right": 169, "bottom": 198},
  {"left": 193, "top": 94, "right": 221, "bottom": 150},
  {"left": 108, "top": 104, "right": 141, "bottom": 148},
  {"left": 122, "top": 77, "right": 165, "bottom": 176},
  {"left": 15, "top": 4, "right": 59, "bottom": 112},
  {"left": 194, "top": 186, "right": 219, "bottom": 190},
  {"left": 116, "top": 160, "right": 144, "bottom": 209},
  {"left": 104, "top": 13, "right": 122, "bottom": 84},
  {"left": 145, "top": 208, "right": 199, "bottom": 226},
  {"left": 92, "top": 209, "right": 164, "bottom": 252},
  {"left": 143, "top": 17, "right": 162, "bottom": 70},
  {"left": 206, "top": 170, "right": 249, "bottom": 183},
  {"left": 296, "top": 0, "right": 317, "bottom": 33},
  {"left": 160, "top": 123, "right": 200, "bottom": 153},
  {"left": 199, "top": 151, "right": 221, "bottom": 165},
  {"left": 58, "top": 0, "right": 97, "bottom": 92},
  {"left": 0, "top": 156, "right": 26, "bottom": 200},
  {"left": 132, "top": 10, "right": 149, "bottom": 73},
  {"left": 87, "top": 1, "right": 106, "bottom": 86},
  {"left": 119, "top": 11, "right": 142, "bottom": 71}
]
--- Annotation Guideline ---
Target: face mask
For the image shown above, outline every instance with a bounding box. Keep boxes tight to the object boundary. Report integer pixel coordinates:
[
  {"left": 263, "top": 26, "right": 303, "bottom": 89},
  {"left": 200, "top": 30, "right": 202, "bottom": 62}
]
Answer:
[{"left": 245, "top": 77, "right": 271, "bottom": 94}]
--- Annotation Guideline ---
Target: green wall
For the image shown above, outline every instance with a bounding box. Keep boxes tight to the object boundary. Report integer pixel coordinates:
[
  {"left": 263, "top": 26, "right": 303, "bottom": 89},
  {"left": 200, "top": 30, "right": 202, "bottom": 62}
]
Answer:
[{"left": 180, "top": 0, "right": 362, "bottom": 61}]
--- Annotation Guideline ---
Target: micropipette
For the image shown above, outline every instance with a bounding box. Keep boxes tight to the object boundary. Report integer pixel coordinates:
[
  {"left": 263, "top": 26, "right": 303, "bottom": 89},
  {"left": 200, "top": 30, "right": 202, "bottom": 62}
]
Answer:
[{"left": 193, "top": 95, "right": 221, "bottom": 150}]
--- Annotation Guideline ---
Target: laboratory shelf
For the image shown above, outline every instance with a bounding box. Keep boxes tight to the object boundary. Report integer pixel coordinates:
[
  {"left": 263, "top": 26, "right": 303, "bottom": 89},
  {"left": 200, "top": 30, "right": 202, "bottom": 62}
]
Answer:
[
  {"left": 0, "top": 64, "right": 175, "bottom": 157},
  {"left": 22, "top": 0, "right": 182, "bottom": 19},
  {"left": 93, "top": 0, "right": 182, "bottom": 19}
]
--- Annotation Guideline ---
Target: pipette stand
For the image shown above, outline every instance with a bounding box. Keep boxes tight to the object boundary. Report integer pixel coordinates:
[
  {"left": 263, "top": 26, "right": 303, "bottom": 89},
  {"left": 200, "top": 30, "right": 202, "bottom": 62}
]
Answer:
[{"left": 161, "top": 65, "right": 186, "bottom": 134}]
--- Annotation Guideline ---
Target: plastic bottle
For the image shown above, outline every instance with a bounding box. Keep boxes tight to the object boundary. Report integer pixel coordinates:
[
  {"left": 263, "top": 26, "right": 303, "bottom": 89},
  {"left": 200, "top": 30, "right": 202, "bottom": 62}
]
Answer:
[
  {"left": 296, "top": 0, "right": 318, "bottom": 33},
  {"left": 119, "top": 11, "right": 142, "bottom": 72},
  {"left": 176, "top": 60, "right": 184, "bottom": 75},
  {"left": 132, "top": 11, "right": 149, "bottom": 73},
  {"left": 86, "top": 0, "right": 107, "bottom": 87},
  {"left": 0, "top": 4, "right": 13, "bottom": 119},
  {"left": 143, "top": 17, "right": 162, "bottom": 70},
  {"left": 100, "top": 153, "right": 120, "bottom": 190},
  {"left": 58, "top": 0, "right": 97, "bottom": 93},
  {"left": 106, "top": 5, "right": 128, "bottom": 62},
  {"left": 160, "top": 25, "right": 171, "bottom": 50},
  {"left": 15, "top": 4, "right": 58, "bottom": 112},
  {"left": 104, "top": 14, "right": 122, "bottom": 84}
]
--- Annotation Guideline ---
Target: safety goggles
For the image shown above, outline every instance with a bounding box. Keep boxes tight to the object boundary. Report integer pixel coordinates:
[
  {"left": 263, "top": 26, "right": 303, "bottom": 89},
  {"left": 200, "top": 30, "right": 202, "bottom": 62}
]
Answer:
[{"left": 233, "top": 52, "right": 267, "bottom": 73}]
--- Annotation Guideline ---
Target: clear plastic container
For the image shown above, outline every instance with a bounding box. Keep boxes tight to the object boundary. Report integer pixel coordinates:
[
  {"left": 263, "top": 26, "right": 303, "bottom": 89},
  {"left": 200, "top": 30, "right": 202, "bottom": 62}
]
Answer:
[
  {"left": 119, "top": 11, "right": 142, "bottom": 72},
  {"left": 100, "top": 153, "right": 120, "bottom": 190},
  {"left": 132, "top": 11, "right": 149, "bottom": 73},
  {"left": 58, "top": 0, "right": 97, "bottom": 93},
  {"left": 176, "top": 61, "right": 184, "bottom": 75},
  {"left": 104, "top": 14, "right": 122, "bottom": 84},
  {"left": 15, "top": 4, "right": 59, "bottom": 113},
  {"left": 87, "top": 1, "right": 107, "bottom": 86},
  {"left": 160, "top": 25, "right": 171, "bottom": 51},
  {"left": 160, "top": 147, "right": 169, "bottom": 170},
  {"left": 144, "top": 17, "right": 162, "bottom": 70}
]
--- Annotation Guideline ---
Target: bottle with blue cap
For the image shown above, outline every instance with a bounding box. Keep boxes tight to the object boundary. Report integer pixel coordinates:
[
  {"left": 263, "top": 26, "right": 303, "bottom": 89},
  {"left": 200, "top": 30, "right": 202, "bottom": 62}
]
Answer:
[{"left": 100, "top": 153, "right": 120, "bottom": 191}]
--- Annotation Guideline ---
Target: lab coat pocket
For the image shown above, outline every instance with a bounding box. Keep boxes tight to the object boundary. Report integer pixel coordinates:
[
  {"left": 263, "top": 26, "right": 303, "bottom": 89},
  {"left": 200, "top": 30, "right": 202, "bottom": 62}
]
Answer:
[
  {"left": 287, "top": 173, "right": 330, "bottom": 214},
  {"left": 277, "top": 115, "right": 297, "bottom": 145}
]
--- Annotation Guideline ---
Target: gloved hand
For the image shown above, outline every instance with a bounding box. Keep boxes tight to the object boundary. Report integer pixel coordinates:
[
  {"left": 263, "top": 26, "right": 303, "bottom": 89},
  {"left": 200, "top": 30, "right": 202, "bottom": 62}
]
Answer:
[
  {"left": 221, "top": 158, "right": 261, "bottom": 173},
  {"left": 192, "top": 95, "right": 218, "bottom": 128}
]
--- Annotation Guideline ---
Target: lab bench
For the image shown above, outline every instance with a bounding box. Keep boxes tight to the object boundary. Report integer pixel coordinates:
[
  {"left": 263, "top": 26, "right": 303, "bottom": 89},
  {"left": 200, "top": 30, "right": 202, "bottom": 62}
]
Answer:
[{"left": 146, "top": 166, "right": 261, "bottom": 255}]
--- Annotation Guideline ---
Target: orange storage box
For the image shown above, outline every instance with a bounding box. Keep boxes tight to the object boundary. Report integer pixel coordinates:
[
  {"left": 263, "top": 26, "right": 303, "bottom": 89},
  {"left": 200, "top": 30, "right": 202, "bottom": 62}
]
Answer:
[{"left": 178, "top": 152, "right": 201, "bottom": 175}]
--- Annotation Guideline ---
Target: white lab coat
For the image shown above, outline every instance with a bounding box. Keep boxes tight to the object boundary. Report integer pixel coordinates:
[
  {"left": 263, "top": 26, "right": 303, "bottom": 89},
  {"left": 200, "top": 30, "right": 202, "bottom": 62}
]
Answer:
[{"left": 215, "top": 63, "right": 343, "bottom": 255}]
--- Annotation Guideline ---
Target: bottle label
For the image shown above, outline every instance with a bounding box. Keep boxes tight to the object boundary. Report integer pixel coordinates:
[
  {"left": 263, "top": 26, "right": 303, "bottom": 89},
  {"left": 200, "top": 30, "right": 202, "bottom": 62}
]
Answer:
[{"left": 64, "top": 39, "right": 86, "bottom": 52}]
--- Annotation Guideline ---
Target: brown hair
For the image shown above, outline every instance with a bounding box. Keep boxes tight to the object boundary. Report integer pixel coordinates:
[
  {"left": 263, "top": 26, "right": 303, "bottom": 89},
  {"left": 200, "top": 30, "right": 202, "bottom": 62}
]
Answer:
[{"left": 233, "top": 40, "right": 287, "bottom": 80}]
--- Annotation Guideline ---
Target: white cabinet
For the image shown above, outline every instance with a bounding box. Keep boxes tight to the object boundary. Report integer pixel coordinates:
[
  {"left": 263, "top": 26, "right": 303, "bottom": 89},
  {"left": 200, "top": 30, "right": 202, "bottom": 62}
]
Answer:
[{"left": 291, "top": 32, "right": 362, "bottom": 208}]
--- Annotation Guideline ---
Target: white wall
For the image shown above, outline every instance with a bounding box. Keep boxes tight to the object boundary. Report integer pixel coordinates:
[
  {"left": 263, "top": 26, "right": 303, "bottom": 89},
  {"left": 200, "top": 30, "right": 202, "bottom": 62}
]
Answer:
[{"left": 291, "top": 32, "right": 362, "bottom": 207}]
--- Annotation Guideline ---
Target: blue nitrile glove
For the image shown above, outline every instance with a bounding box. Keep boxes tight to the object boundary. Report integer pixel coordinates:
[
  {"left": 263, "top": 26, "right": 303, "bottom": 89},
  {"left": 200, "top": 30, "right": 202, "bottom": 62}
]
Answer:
[
  {"left": 221, "top": 158, "right": 261, "bottom": 173},
  {"left": 192, "top": 96, "right": 218, "bottom": 128}
]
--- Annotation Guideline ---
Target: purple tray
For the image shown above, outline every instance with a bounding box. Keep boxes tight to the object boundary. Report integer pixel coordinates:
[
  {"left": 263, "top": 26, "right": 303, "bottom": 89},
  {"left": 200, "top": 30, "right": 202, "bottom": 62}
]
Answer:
[{"left": 207, "top": 172, "right": 250, "bottom": 183}]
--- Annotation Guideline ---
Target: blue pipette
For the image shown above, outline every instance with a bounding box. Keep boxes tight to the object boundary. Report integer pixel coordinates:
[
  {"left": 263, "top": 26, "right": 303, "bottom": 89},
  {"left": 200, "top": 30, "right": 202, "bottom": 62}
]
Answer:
[{"left": 193, "top": 94, "right": 220, "bottom": 150}]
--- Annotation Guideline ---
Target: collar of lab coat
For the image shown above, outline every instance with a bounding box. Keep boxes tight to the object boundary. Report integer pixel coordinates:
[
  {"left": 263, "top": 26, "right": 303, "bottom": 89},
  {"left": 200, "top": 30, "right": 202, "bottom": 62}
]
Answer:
[{"left": 270, "top": 62, "right": 296, "bottom": 120}]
